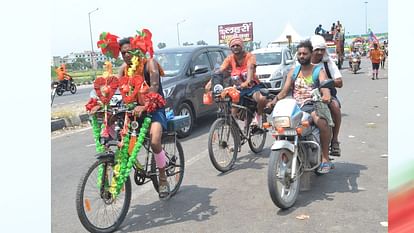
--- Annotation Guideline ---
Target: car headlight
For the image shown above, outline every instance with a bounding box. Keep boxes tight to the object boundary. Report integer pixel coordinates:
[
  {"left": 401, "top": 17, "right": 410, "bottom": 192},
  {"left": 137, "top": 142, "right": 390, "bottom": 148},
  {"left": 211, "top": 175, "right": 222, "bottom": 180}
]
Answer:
[
  {"left": 163, "top": 85, "right": 176, "bottom": 99},
  {"left": 273, "top": 116, "right": 291, "bottom": 128},
  {"left": 270, "top": 70, "right": 283, "bottom": 81}
]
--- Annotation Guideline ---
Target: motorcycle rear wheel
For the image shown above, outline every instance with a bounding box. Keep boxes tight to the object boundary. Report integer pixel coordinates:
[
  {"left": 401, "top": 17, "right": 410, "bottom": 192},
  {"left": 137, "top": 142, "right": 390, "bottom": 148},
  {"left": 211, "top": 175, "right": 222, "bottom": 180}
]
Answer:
[
  {"left": 267, "top": 149, "right": 300, "bottom": 209},
  {"left": 56, "top": 86, "right": 64, "bottom": 96}
]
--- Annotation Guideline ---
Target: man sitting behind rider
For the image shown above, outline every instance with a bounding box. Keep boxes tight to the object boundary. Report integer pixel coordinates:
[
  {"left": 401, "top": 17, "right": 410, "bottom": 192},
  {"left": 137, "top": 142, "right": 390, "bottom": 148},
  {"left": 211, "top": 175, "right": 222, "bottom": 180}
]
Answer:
[
  {"left": 349, "top": 47, "right": 361, "bottom": 69},
  {"left": 310, "top": 35, "right": 343, "bottom": 157},
  {"left": 56, "top": 64, "right": 72, "bottom": 90},
  {"left": 205, "top": 35, "right": 267, "bottom": 125},
  {"left": 267, "top": 40, "right": 333, "bottom": 174}
]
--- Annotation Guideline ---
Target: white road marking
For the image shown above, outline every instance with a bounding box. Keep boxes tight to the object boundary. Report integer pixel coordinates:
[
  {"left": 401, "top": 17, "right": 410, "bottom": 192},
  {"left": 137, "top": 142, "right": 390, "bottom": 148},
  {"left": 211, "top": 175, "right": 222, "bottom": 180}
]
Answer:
[{"left": 51, "top": 126, "right": 91, "bottom": 140}]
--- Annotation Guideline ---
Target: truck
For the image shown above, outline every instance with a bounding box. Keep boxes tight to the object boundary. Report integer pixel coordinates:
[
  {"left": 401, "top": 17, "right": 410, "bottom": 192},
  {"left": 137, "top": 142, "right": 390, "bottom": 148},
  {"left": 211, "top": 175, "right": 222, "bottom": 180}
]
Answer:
[{"left": 321, "top": 32, "right": 344, "bottom": 69}]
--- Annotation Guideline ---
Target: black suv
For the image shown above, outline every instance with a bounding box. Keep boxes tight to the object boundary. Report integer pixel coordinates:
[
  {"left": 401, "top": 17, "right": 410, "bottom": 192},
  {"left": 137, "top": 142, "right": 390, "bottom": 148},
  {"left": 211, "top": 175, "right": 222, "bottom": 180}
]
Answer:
[{"left": 155, "top": 45, "right": 231, "bottom": 137}]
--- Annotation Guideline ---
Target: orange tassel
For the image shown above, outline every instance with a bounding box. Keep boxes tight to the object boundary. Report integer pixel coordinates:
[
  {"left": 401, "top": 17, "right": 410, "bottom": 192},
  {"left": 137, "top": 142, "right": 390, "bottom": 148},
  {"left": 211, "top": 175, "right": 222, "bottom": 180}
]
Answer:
[{"left": 128, "top": 135, "right": 137, "bottom": 155}]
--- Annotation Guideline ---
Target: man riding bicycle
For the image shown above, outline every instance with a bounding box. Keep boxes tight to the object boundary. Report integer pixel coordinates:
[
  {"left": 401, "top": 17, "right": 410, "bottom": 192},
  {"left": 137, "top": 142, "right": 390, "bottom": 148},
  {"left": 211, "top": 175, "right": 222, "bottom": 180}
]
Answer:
[{"left": 205, "top": 35, "right": 267, "bottom": 125}]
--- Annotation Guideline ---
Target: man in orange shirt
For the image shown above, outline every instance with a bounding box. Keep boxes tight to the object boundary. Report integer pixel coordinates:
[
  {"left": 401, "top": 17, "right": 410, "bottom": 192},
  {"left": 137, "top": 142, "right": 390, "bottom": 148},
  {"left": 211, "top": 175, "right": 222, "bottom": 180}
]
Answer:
[
  {"left": 55, "top": 64, "right": 72, "bottom": 90},
  {"left": 205, "top": 36, "right": 267, "bottom": 125},
  {"left": 368, "top": 43, "right": 382, "bottom": 80}
]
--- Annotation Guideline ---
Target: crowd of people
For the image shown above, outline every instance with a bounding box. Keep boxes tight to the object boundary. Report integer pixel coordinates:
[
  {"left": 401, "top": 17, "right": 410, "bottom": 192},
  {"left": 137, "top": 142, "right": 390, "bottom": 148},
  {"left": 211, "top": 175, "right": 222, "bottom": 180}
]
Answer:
[{"left": 63, "top": 25, "right": 388, "bottom": 181}]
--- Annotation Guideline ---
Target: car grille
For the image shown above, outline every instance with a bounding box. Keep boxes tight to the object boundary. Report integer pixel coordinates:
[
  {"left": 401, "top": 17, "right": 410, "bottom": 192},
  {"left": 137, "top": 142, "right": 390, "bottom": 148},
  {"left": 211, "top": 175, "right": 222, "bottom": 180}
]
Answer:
[{"left": 257, "top": 74, "right": 271, "bottom": 79}]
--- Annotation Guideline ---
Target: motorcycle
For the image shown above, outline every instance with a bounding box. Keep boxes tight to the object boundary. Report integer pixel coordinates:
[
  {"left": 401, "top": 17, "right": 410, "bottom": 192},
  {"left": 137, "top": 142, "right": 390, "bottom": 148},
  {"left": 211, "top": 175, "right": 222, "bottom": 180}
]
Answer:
[
  {"left": 351, "top": 57, "right": 360, "bottom": 74},
  {"left": 265, "top": 79, "right": 334, "bottom": 209},
  {"left": 52, "top": 78, "right": 77, "bottom": 96}
]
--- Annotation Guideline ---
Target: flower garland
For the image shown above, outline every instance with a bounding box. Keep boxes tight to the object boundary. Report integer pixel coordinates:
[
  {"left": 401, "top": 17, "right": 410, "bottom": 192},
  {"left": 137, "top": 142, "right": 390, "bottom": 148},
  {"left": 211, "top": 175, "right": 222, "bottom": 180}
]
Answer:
[
  {"left": 90, "top": 115, "right": 104, "bottom": 153},
  {"left": 99, "top": 117, "right": 152, "bottom": 197}
]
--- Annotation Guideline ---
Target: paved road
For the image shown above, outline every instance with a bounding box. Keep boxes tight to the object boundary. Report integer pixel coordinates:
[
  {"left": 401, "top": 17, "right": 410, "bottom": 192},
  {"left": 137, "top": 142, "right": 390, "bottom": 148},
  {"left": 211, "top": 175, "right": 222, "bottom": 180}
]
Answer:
[
  {"left": 52, "top": 58, "right": 388, "bottom": 232},
  {"left": 52, "top": 85, "right": 92, "bottom": 109}
]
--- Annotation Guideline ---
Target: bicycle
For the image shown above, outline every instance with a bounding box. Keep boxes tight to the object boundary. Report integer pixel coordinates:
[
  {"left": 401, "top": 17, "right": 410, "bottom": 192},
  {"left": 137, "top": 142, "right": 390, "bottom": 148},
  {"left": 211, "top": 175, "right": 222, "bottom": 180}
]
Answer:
[
  {"left": 76, "top": 108, "right": 186, "bottom": 233},
  {"left": 207, "top": 89, "right": 268, "bottom": 173}
]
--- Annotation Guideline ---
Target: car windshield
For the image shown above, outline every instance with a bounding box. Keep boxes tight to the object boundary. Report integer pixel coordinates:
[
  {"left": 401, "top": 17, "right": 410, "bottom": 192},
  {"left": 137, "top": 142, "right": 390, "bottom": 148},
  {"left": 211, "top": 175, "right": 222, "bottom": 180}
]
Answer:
[
  {"left": 327, "top": 47, "right": 336, "bottom": 54},
  {"left": 154, "top": 52, "right": 191, "bottom": 77},
  {"left": 255, "top": 52, "right": 282, "bottom": 66}
]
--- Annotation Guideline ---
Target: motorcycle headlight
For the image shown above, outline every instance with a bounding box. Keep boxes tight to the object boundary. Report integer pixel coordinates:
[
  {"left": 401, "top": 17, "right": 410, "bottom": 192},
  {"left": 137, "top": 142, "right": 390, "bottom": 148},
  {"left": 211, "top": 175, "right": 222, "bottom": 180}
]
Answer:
[
  {"left": 163, "top": 85, "right": 176, "bottom": 99},
  {"left": 273, "top": 116, "right": 291, "bottom": 128}
]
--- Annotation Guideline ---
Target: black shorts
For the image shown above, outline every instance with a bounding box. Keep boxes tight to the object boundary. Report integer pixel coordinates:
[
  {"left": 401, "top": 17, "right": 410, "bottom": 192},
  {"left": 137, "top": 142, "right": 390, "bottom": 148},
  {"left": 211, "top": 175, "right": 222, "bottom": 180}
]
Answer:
[{"left": 372, "top": 63, "right": 380, "bottom": 70}]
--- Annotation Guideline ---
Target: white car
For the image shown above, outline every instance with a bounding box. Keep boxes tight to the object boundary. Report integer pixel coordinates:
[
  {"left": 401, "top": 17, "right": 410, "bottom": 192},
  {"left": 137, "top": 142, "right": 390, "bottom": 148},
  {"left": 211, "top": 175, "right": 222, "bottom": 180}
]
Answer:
[
  {"left": 252, "top": 47, "right": 294, "bottom": 93},
  {"left": 326, "top": 46, "right": 338, "bottom": 65}
]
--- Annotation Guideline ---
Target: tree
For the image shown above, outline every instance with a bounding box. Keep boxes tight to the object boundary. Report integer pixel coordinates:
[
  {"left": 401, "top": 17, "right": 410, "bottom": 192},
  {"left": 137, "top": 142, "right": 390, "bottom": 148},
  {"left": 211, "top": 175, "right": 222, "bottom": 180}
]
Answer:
[
  {"left": 196, "top": 40, "right": 208, "bottom": 45},
  {"left": 157, "top": 42, "right": 166, "bottom": 49},
  {"left": 183, "top": 42, "right": 194, "bottom": 46}
]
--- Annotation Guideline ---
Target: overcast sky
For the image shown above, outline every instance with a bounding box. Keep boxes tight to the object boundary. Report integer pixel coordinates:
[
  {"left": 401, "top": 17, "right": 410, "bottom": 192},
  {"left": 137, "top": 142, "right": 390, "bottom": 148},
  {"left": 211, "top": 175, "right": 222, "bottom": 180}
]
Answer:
[{"left": 51, "top": 0, "right": 387, "bottom": 56}]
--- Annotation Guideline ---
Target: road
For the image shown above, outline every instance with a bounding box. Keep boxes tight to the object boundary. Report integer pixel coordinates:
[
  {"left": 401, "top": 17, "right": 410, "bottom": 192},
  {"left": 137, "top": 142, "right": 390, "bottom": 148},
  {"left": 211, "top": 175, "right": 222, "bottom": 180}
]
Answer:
[
  {"left": 52, "top": 85, "right": 92, "bottom": 109},
  {"left": 52, "top": 58, "right": 388, "bottom": 233}
]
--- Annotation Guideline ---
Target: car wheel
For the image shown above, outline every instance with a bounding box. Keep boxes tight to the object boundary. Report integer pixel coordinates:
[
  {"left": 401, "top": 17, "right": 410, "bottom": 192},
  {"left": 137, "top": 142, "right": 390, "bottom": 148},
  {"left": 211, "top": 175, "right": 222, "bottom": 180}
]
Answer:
[{"left": 176, "top": 102, "right": 194, "bottom": 138}]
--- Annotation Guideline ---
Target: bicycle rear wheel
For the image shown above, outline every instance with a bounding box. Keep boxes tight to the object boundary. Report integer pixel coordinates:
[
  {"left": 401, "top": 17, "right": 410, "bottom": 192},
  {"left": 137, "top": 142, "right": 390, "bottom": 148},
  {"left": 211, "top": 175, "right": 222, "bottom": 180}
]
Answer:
[
  {"left": 208, "top": 118, "right": 239, "bottom": 172},
  {"left": 76, "top": 157, "right": 131, "bottom": 233},
  {"left": 163, "top": 135, "right": 185, "bottom": 196},
  {"left": 248, "top": 114, "right": 267, "bottom": 153}
]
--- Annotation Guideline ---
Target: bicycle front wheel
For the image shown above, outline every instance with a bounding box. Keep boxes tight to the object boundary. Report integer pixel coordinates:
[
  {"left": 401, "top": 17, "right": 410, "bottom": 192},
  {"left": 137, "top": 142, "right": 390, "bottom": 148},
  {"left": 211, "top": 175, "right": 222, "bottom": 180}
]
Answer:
[
  {"left": 208, "top": 118, "right": 239, "bottom": 172},
  {"left": 76, "top": 157, "right": 131, "bottom": 233}
]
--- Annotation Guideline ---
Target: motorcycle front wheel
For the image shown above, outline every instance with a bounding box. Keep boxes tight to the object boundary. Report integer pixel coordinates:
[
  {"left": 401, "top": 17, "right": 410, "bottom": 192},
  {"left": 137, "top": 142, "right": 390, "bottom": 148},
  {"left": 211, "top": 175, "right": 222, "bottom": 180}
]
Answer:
[
  {"left": 76, "top": 157, "right": 131, "bottom": 233},
  {"left": 267, "top": 149, "right": 300, "bottom": 209},
  {"left": 70, "top": 83, "right": 77, "bottom": 94}
]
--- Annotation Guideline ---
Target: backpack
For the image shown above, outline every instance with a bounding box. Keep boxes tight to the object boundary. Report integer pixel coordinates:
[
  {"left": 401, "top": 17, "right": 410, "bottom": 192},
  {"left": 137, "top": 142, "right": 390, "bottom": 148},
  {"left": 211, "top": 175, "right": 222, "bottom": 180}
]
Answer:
[
  {"left": 291, "top": 64, "right": 322, "bottom": 88},
  {"left": 292, "top": 63, "right": 337, "bottom": 97}
]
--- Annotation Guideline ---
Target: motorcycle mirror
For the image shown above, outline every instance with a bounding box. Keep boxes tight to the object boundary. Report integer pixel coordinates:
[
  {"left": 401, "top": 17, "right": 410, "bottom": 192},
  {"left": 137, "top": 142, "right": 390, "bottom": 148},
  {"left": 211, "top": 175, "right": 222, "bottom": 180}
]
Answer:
[{"left": 319, "top": 79, "right": 334, "bottom": 89}]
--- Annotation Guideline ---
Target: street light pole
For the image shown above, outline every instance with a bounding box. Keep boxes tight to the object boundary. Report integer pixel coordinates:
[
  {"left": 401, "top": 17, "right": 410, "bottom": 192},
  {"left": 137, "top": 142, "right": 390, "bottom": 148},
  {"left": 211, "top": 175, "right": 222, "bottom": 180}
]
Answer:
[
  {"left": 88, "top": 8, "right": 99, "bottom": 71},
  {"left": 176, "top": 19, "right": 186, "bottom": 46},
  {"left": 364, "top": 1, "right": 368, "bottom": 34}
]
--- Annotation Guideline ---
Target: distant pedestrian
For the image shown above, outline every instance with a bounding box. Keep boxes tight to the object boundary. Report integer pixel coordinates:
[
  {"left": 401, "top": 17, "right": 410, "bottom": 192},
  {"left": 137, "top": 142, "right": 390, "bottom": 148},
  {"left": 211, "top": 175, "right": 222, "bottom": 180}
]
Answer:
[
  {"left": 380, "top": 45, "right": 387, "bottom": 69},
  {"left": 315, "top": 24, "right": 326, "bottom": 35},
  {"left": 368, "top": 43, "right": 382, "bottom": 80}
]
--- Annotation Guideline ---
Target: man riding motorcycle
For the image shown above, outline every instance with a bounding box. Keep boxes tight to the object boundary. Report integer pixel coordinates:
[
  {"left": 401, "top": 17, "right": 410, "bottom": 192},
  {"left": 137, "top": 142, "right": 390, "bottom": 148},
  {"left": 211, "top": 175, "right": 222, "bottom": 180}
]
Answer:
[
  {"left": 56, "top": 64, "right": 72, "bottom": 90},
  {"left": 349, "top": 47, "right": 361, "bottom": 70}
]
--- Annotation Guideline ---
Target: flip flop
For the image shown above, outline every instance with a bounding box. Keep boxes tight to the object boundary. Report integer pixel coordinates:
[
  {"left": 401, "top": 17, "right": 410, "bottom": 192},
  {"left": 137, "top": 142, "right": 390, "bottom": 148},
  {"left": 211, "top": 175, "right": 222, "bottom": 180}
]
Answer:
[{"left": 316, "top": 162, "right": 333, "bottom": 174}]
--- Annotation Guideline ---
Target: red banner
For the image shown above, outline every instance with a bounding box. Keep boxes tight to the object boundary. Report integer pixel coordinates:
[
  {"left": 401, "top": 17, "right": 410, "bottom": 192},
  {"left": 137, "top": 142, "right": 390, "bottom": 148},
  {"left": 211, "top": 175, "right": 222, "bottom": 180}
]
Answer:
[{"left": 218, "top": 22, "right": 253, "bottom": 45}]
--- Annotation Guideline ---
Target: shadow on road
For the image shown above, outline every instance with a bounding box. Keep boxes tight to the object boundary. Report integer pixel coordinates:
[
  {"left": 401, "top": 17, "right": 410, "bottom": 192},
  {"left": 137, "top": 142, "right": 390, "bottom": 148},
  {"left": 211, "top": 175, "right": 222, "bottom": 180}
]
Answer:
[
  {"left": 276, "top": 161, "right": 367, "bottom": 215},
  {"left": 216, "top": 148, "right": 271, "bottom": 177},
  {"left": 178, "top": 114, "right": 216, "bottom": 143},
  {"left": 121, "top": 185, "right": 218, "bottom": 232}
]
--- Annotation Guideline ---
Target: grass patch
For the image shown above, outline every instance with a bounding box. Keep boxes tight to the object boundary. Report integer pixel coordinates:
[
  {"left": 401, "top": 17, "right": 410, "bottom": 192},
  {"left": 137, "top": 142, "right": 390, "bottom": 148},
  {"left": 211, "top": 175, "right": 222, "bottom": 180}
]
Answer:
[
  {"left": 50, "top": 68, "right": 121, "bottom": 85},
  {"left": 51, "top": 103, "right": 86, "bottom": 120}
]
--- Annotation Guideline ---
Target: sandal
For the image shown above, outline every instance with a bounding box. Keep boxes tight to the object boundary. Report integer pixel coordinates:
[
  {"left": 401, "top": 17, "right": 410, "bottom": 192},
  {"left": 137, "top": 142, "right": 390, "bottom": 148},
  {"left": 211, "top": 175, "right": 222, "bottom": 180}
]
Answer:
[
  {"left": 158, "top": 178, "right": 170, "bottom": 199},
  {"left": 330, "top": 141, "right": 341, "bottom": 157},
  {"left": 316, "top": 162, "right": 333, "bottom": 174}
]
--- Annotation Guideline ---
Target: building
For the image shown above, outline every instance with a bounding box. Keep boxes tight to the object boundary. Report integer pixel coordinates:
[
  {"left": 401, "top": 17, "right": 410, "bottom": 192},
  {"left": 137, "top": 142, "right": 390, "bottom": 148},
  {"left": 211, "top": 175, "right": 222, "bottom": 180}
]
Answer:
[{"left": 52, "top": 50, "right": 110, "bottom": 68}]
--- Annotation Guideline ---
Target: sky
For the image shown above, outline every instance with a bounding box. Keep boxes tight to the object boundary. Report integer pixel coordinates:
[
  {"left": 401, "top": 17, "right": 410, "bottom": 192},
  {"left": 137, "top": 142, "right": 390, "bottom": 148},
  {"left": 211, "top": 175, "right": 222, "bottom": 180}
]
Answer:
[{"left": 51, "top": 0, "right": 387, "bottom": 57}]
